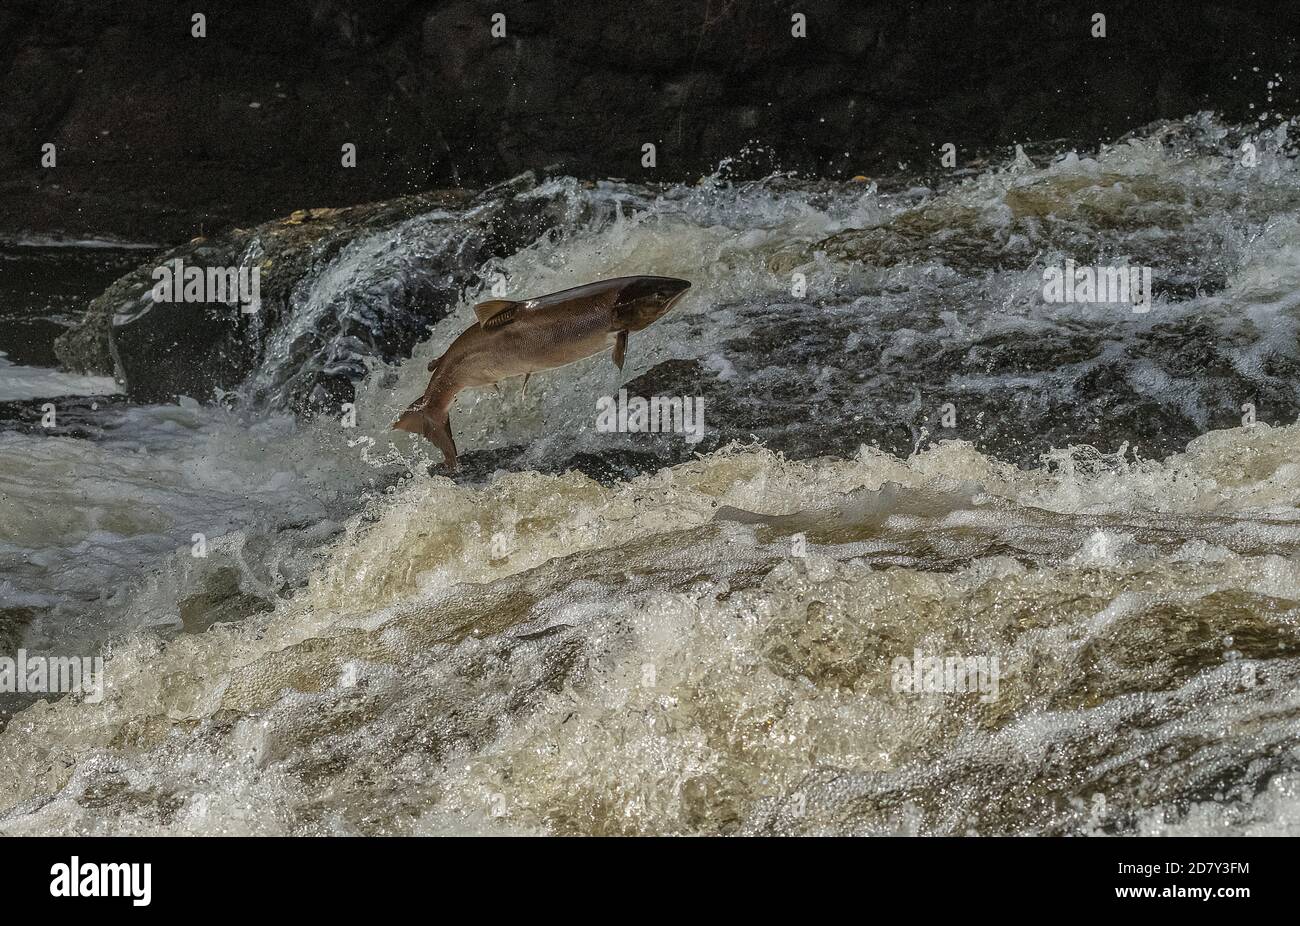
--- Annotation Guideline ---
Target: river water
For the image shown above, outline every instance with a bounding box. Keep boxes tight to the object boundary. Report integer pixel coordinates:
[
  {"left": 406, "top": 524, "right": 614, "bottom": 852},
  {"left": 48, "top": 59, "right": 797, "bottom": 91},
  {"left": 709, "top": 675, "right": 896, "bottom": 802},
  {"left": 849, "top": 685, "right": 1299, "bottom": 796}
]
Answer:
[{"left": 1, "top": 114, "right": 1299, "bottom": 835}]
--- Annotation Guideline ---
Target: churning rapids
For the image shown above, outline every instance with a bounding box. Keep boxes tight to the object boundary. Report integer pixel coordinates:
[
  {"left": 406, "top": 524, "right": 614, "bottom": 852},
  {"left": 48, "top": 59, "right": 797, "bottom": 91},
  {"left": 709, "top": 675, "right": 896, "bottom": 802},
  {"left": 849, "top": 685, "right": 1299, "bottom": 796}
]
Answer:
[{"left": 3, "top": 114, "right": 1300, "bottom": 835}]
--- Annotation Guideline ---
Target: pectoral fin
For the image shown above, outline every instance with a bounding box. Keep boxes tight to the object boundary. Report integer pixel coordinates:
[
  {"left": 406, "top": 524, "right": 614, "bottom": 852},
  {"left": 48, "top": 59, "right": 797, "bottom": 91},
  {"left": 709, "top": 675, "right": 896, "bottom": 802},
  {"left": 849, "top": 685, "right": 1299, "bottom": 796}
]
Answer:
[
  {"left": 613, "top": 330, "right": 628, "bottom": 371},
  {"left": 473, "top": 299, "right": 520, "bottom": 329},
  {"left": 521, "top": 372, "right": 531, "bottom": 396}
]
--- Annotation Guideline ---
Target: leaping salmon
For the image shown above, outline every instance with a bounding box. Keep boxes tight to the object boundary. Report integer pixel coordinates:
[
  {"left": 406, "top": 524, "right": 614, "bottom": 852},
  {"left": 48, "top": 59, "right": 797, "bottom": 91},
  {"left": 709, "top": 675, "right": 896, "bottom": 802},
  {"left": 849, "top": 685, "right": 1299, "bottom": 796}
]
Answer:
[{"left": 392, "top": 275, "right": 691, "bottom": 470}]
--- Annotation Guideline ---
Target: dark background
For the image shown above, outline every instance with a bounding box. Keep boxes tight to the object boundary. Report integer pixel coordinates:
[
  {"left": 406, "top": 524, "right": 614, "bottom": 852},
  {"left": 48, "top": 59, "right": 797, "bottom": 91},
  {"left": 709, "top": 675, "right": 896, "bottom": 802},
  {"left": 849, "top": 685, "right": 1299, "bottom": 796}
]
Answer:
[{"left": 2, "top": 0, "right": 1297, "bottom": 242}]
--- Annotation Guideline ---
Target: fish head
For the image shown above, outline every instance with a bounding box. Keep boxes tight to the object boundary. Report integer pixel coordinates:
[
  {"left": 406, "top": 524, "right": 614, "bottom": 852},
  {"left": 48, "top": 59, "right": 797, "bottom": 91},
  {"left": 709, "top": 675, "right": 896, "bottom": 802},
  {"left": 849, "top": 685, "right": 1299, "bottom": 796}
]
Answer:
[{"left": 612, "top": 276, "right": 692, "bottom": 331}]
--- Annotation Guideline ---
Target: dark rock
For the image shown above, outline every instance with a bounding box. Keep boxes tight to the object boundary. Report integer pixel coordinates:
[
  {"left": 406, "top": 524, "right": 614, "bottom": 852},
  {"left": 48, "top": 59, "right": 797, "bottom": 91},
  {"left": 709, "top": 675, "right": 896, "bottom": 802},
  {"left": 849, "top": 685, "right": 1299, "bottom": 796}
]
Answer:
[
  {"left": 0, "top": 1, "right": 1296, "bottom": 241},
  {"left": 0, "top": 606, "right": 33, "bottom": 656}
]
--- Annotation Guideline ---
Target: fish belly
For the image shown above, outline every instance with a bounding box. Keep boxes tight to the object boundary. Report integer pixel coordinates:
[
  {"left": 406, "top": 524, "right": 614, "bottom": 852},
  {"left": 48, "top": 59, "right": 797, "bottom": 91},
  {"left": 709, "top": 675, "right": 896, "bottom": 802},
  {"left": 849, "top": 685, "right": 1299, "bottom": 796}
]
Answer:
[{"left": 520, "top": 326, "right": 614, "bottom": 374}]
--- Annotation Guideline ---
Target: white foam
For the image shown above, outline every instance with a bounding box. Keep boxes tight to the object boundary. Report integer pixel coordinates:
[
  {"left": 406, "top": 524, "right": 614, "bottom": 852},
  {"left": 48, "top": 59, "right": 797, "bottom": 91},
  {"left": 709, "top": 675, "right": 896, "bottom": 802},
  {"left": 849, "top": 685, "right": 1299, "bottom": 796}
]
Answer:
[{"left": 0, "top": 352, "right": 121, "bottom": 401}]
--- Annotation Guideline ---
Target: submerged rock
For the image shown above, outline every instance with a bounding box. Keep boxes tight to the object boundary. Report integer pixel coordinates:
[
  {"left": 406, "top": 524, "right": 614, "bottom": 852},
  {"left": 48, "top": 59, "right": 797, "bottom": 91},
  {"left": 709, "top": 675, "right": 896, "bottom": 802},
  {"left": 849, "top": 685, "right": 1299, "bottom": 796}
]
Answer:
[{"left": 177, "top": 566, "right": 275, "bottom": 635}]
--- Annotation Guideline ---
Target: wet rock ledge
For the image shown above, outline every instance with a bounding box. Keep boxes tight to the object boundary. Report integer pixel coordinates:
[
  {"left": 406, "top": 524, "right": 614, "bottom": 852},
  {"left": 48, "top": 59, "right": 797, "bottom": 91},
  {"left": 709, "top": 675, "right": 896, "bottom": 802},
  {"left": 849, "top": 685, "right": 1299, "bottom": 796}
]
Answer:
[{"left": 53, "top": 177, "right": 575, "bottom": 409}]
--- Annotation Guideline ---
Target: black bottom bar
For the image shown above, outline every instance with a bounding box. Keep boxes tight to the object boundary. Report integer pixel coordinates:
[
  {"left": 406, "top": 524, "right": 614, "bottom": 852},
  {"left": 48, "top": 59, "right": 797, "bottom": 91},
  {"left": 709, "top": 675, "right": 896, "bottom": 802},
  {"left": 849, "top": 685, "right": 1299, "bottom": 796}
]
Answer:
[{"left": 1, "top": 835, "right": 1283, "bottom": 911}]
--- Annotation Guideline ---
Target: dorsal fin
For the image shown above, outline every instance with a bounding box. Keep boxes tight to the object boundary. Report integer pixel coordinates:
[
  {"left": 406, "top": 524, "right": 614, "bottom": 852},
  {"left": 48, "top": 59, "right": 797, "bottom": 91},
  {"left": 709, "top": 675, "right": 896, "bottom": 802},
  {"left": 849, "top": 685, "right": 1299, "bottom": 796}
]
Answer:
[{"left": 473, "top": 299, "right": 520, "bottom": 328}]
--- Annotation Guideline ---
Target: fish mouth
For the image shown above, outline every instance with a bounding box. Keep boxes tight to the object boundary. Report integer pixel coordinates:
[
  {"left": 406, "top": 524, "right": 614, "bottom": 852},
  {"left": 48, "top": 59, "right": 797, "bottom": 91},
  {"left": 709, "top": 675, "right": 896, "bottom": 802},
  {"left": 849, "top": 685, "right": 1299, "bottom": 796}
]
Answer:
[{"left": 663, "top": 278, "right": 691, "bottom": 308}]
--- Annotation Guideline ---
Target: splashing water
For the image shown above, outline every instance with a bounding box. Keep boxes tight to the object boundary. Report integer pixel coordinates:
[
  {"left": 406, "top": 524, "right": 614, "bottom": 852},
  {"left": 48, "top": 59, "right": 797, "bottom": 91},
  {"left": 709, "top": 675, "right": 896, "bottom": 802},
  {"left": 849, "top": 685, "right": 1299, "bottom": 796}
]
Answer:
[{"left": 3, "top": 115, "right": 1300, "bottom": 835}]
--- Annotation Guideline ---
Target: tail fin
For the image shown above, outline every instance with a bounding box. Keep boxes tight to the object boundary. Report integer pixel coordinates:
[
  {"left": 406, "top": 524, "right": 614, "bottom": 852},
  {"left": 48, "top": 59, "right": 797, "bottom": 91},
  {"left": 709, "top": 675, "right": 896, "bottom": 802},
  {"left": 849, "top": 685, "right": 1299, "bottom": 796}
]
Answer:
[{"left": 392, "top": 400, "right": 458, "bottom": 470}]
